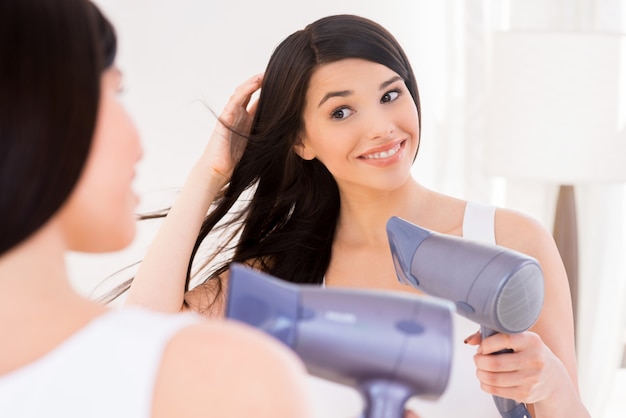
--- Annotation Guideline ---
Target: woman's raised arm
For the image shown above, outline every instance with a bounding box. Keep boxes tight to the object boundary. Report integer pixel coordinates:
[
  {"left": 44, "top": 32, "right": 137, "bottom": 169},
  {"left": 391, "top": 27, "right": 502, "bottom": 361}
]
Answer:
[{"left": 125, "top": 74, "right": 263, "bottom": 312}]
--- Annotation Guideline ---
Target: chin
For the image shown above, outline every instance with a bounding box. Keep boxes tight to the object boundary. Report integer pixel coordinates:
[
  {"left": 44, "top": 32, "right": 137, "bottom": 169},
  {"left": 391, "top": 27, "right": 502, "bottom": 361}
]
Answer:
[
  {"left": 70, "top": 223, "right": 136, "bottom": 254},
  {"left": 103, "top": 227, "right": 137, "bottom": 253}
]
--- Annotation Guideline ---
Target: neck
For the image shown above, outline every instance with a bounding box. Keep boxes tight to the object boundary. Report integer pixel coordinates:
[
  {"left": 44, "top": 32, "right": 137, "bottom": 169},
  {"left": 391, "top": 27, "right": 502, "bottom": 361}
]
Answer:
[
  {"left": 0, "top": 224, "right": 105, "bottom": 375},
  {"left": 0, "top": 222, "right": 92, "bottom": 318},
  {"left": 335, "top": 178, "right": 431, "bottom": 246}
]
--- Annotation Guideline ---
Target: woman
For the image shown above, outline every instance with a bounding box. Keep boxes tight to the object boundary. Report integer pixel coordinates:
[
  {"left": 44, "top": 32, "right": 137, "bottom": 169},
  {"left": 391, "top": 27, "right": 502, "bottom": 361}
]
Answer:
[
  {"left": 126, "top": 14, "right": 589, "bottom": 418},
  {"left": 0, "top": 1, "right": 311, "bottom": 417}
]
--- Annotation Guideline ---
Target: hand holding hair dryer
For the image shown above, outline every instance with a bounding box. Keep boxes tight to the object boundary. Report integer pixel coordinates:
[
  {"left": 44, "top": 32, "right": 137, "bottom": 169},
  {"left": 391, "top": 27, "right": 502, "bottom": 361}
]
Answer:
[
  {"left": 226, "top": 263, "right": 455, "bottom": 418},
  {"left": 386, "top": 216, "right": 544, "bottom": 418}
]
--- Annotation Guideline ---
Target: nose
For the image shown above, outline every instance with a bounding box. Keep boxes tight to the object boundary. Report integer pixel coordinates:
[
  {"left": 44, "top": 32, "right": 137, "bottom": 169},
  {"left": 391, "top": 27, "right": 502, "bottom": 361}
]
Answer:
[{"left": 364, "top": 108, "right": 394, "bottom": 141}]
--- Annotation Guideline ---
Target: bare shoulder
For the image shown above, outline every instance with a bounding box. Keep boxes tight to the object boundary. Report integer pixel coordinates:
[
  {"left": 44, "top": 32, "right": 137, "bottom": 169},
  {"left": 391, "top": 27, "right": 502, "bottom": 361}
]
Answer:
[
  {"left": 493, "top": 207, "right": 556, "bottom": 259},
  {"left": 151, "top": 320, "right": 311, "bottom": 418}
]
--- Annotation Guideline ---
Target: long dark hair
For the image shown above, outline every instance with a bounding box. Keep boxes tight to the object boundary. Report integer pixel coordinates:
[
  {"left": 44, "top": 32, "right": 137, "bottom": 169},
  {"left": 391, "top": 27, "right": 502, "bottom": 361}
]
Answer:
[
  {"left": 181, "top": 14, "right": 422, "bottom": 305},
  {"left": 0, "top": 0, "right": 117, "bottom": 255}
]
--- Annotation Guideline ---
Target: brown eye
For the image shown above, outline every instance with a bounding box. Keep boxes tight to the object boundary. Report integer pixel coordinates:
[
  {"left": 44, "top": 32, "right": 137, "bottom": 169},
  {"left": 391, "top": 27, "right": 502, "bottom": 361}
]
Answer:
[
  {"left": 381, "top": 90, "right": 400, "bottom": 103},
  {"left": 331, "top": 106, "right": 354, "bottom": 120}
]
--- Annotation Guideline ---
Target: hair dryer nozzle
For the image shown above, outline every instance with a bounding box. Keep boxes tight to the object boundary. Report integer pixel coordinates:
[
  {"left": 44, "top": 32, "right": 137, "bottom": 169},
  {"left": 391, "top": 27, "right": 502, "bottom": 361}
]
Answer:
[{"left": 386, "top": 216, "right": 432, "bottom": 287}]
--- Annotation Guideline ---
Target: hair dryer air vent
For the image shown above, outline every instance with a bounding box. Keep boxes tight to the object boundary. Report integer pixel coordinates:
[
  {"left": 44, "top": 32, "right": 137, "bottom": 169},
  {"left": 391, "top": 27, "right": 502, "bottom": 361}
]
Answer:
[{"left": 494, "top": 262, "right": 544, "bottom": 334}]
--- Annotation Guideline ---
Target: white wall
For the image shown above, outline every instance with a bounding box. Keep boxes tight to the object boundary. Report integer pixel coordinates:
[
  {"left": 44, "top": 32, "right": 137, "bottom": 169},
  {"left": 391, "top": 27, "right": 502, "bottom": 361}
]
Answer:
[{"left": 70, "top": 0, "right": 453, "bottom": 296}]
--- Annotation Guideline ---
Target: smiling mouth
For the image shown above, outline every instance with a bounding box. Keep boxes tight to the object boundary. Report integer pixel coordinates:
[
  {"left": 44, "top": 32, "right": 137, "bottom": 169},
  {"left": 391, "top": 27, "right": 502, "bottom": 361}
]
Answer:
[{"left": 360, "top": 141, "right": 404, "bottom": 160}]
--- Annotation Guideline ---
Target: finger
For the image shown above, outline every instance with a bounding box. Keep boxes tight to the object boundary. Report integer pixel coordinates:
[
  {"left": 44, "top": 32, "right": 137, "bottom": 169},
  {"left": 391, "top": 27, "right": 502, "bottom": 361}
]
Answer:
[
  {"left": 240, "top": 73, "right": 264, "bottom": 111},
  {"left": 247, "top": 96, "right": 260, "bottom": 117},
  {"left": 474, "top": 349, "right": 521, "bottom": 373},
  {"left": 237, "top": 73, "right": 263, "bottom": 107},
  {"left": 463, "top": 329, "right": 482, "bottom": 346},
  {"left": 476, "top": 369, "right": 521, "bottom": 390},
  {"left": 478, "top": 378, "right": 529, "bottom": 404},
  {"left": 221, "top": 73, "right": 264, "bottom": 120},
  {"left": 477, "top": 332, "right": 516, "bottom": 355},
  {"left": 477, "top": 365, "right": 544, "bottom": 404},
  {"left": 478, "top": 331, "right": 541, "bottom": 355}
]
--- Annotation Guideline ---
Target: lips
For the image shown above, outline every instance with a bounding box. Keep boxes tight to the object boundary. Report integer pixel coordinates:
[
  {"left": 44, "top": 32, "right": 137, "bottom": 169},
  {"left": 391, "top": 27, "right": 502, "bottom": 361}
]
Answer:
[{"left": 359, "top": 140, "right": 406, "bottom": 160}]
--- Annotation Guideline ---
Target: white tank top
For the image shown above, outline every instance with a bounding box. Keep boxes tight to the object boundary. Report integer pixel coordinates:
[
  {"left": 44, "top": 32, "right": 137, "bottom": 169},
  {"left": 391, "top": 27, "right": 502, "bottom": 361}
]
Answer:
[
  {"left": 0, "top": 307, "right": 199, "bottom": 418},
  {"left": 406, "top": 201, "right": 499, "bottom": 417},
  {"left": 312, "top": 201, "right": 501, "bottom": 417}
]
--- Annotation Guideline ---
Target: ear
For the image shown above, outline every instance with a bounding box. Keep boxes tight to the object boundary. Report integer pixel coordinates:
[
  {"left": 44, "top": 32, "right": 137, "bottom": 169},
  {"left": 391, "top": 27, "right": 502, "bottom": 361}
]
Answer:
[{"left": 294, "top": 137, "right": 316, "bottom": 161}]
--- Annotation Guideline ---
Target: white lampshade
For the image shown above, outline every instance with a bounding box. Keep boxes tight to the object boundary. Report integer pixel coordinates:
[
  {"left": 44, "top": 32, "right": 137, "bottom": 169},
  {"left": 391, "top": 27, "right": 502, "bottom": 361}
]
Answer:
[{"left": 486, "top": 31, "right": 626, "bottom": 184}]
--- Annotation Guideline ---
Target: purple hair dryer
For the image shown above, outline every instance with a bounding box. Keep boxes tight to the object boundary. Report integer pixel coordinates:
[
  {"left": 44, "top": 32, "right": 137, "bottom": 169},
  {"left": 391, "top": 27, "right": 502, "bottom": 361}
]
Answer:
[
  {"left": 386, "top": 216, "right": 544, "bottom": 418},
  {"left": 226, "top": 263, "right": 455, "bottom": 418}
]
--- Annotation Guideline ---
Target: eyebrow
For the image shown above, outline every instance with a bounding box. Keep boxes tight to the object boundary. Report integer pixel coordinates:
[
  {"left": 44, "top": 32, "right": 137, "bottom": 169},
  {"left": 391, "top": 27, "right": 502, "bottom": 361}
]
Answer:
[{"left": 317, "top": 75, "right": 404, "bottom": 108}]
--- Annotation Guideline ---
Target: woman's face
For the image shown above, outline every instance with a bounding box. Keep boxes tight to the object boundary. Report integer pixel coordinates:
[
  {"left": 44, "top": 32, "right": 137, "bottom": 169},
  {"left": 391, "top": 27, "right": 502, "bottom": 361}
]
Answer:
[
  {"left": 58, "top": 68, "right": 142, "bottom": 253},
  {"left": 298, "top": 58, "right": 419, "bottom": 193}
]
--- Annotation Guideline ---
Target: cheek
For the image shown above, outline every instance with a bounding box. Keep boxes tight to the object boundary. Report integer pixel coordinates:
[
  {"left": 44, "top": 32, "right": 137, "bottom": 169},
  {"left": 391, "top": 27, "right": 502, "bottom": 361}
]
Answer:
[
  {"left": 60, "top": 95, "right": 140, "bottom": 252},
  {"left": 87, "top": 144, "right": 138, "bottom": 249},
  {"left": 305, "top": 123, "right": 356, "bottom": 160},
  {"left": 399, "top": 106, "right": 420, "bottom": 152},
  {"left": 404, "top": 105, "right": 420, "bottom": 136},
  {"left": 60, "top": 155, "right": 137, "bottom": 253}
]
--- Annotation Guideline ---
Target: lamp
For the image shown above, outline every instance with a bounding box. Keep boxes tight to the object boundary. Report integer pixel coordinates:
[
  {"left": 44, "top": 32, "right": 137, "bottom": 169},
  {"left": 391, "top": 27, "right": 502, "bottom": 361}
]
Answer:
[{"left": 485, "top": 30, "right": 626, "bottom": 325}]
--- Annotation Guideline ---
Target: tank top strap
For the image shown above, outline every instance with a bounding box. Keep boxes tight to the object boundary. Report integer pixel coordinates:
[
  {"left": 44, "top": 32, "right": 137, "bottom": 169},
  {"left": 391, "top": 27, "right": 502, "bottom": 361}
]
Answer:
[{"left": 462, "top": 201, "right": 497, "bottom": 245}]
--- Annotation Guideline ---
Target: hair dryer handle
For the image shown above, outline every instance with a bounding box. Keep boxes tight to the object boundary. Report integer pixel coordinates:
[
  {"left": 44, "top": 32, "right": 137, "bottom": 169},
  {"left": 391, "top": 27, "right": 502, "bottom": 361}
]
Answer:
[
  {"left": 357, "top": 380, "right": 414, "bottom": 418},
  {"left": 493, "top": 397, "right": 531, "bottom": 418},
  {"left": 481, "top": 326, "right": 531, "bottom": 418}
]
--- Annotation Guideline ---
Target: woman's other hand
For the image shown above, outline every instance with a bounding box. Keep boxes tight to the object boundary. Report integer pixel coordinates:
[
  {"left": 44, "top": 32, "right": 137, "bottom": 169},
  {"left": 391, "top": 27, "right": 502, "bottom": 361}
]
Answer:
[{"left": 467, "top": 330, "right": 579, "bottom": 415}]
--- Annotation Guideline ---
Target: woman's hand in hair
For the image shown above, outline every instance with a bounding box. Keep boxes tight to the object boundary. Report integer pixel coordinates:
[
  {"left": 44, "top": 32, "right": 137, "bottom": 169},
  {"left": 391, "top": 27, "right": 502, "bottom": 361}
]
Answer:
[{"left": 200, "top": 73, "right": 264, "bottom": 187}]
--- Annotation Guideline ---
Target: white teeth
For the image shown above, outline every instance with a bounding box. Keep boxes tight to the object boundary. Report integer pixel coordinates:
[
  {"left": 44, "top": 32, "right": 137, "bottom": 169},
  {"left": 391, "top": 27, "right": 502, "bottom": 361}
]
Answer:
[{"left": 363, "top": 143, "right": 401, "bottom": 159}]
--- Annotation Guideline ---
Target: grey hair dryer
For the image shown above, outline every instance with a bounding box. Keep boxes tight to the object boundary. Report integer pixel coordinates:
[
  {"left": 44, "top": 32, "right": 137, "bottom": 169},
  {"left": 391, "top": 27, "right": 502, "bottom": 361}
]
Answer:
[
  {"left": 226, "top": 263, "right": 455, "bottom": 418},
  {"left": 386, "top": 216, "right": 544, "bottom": 418}
]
